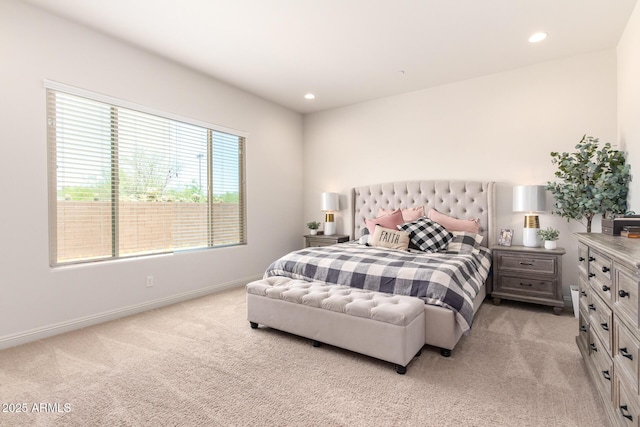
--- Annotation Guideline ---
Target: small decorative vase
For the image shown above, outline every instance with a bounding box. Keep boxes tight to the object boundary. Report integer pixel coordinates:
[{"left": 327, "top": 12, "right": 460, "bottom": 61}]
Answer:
[
  {"left": 544, "top": 240, "right": 557, "bottom": 250},
  {"left": 309, "top": 229, "right": 317, "bottom": 235}
]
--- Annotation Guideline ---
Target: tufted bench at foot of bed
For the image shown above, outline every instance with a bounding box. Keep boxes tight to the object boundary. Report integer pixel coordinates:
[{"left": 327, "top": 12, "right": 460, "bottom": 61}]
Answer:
[{"left": 246, "top": 276, "right": 426, "bottom": 374}]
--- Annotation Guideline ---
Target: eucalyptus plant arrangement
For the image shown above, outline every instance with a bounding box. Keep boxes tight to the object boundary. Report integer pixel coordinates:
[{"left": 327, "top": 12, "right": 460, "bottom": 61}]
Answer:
[
  {"left": 537, "top": 227, "right": 559, "bottom": 242},
  {"left": 547, "top": 135, "right": 632, "bottom": 232},
  {"left": 306, "top": 221, "right": 321, "bottom": 230}
]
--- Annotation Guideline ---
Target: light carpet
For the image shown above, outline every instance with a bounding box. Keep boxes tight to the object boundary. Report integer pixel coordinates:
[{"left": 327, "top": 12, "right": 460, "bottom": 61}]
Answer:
[{"left": 0, "top": 286, "right": 606, "bottom": 426}]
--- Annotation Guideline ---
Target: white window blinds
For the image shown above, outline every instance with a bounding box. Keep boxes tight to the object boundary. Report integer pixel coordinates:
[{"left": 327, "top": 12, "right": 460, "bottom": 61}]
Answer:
[{"left": 46, "top": 84, "right": 246, "bottom": 266}]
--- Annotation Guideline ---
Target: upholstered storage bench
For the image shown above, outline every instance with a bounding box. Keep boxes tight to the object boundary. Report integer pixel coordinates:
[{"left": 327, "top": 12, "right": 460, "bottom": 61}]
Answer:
[{"left": 246, "top": 276, "right": 426, "bottom": 374}]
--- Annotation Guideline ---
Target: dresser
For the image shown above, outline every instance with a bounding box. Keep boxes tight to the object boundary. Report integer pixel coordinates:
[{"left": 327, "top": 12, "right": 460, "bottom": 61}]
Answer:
[
  {"left": 491, "top": 245, "right": 565, "bottom": 314},
  {"left": 576, "top": 233, "right": 640, "bottom": 427}
]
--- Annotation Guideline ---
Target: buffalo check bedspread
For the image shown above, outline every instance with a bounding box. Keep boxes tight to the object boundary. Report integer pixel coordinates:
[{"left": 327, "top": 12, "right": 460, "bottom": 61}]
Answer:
[{"left": 264, "top": 242, "right": 492, "bottom": 332}]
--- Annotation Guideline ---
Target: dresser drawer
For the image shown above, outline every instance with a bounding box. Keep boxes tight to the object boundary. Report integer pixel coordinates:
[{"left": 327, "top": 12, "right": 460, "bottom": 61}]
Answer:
[
  {"left": 579, "top": 276, "right": 590, "bottom": 314},
  {"left": 495, "top": 275, "right": 556, "bottom": 299},
  {"left": 616, "top": 373, "right": 640, "bottom": 427},
  {"left": 497, "top": 254, "right": 556, "bottom": 274},
  {"left": 589, "top": 249, "right": 614, "bottom": 305},
  {"left": 616, "top": 263, "right": 640, "bottom": 331},
  {"left": 590, "top": 329, "right": 614, "bottom": 404},
  {"left": 578, "top": 308, "right": 590, "bottom": 351},
  {"left": 615, "top": 319, "right": 640, "bottom": 394},
  {"left": 578, "top": 241, "right": 589, "bottom": 277},
  {"left": 589, "top": 292, "right": 613, "bottom": 354}
]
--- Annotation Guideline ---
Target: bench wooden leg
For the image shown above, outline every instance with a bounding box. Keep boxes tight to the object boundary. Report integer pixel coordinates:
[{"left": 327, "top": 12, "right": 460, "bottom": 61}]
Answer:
[
  {"left": 440, "top": 348, "right": 451, "bottom": 357},
  {"left": 395, "top": 365, "right": 407, "bottom": 375}
]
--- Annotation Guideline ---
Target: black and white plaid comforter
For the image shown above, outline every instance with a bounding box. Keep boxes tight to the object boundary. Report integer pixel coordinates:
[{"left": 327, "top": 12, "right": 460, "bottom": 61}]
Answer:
[{"left": 264, "top": 243, "right": 492, "bottom": 332}]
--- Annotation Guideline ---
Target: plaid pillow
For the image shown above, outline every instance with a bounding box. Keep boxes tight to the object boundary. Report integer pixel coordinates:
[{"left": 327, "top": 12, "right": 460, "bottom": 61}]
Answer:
[
  {"left": 445, "top": 231, "right": 483, "bottom": 254},
  {"left": 397, "top": 218, "right": 452, "bottom": 253}
]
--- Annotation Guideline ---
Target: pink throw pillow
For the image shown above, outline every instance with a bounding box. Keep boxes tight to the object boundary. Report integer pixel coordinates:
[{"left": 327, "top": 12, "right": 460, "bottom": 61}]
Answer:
[
  {"left": 365, "top": 209, "right": 405, "bottom": 235},
  {"left": 427, "top": 208, "right": 481, "bottom": 234},
  {"left": 378, "top": 206, "right": 425, "bottom": 222}
]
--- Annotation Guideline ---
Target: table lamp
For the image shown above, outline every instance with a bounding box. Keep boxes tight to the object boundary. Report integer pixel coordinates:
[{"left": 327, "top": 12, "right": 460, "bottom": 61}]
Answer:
[
  {"left": 513, "top": 185, "right": 546, "bottom": 247},
  {"left": 321, "top": 192, "right": 339, "bottom": 236}
]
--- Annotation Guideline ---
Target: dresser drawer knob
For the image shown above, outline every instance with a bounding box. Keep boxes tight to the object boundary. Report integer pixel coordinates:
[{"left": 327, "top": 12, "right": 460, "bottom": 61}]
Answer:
[
  {"left": 519, "top": 261, "right": 534, "bottom": 266},
  {"left": 519, "top": 282, "right": 533, "bottom": 287},
  {"left": 579, "top": 256, "right": 585, "bottom": 262},
  {"left": 602, "top": 370, "right": 611, "bottom": 381},
  {"left": 588, "top": 304, "right": 596, "bottom": 311},
  {"left": 602, "top": 285, "right": 610, "bottom": 292},
  {"left": 620, "top": 290, "right": 630, "bottom": 298},
  {"left": 580, "top": 326, "right": 587, "bottom": 332},
  {"left": 602, "top": 266, "right": 610, "bottom": 273},
  {"left": 580, "top": 291, "right": 587, "bottom": 297},
  {"left": 620, "top": 405, "right": 633, "bottom": 421},
  {"left": 601, "top": 322, "right": 609, "bottom": 331},
  {"left": 590, "top": 343, "right": 598, "bottom": 352},
  {"left": 588, "top": 273, "right": 596, "bottom": 278},
  {"left": 620, "top": 347, "right": 634, "bottom": 360},
  {"left": 589, "top": 256, "right": 595, "bottom": 262}
]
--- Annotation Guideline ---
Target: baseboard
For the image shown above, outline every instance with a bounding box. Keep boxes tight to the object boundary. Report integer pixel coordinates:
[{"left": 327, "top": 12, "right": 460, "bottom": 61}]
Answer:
[{"left": 0, "top": 275, "right": 262, "bottom": 350}]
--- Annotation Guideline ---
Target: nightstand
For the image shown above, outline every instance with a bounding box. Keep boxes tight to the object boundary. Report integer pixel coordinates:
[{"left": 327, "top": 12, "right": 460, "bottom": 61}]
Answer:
[
  {"left": 491, "top": 245, "right": 566, "bottom": 314},
  {"left": 304, "top": 234, "right": 349, "bottom": 248}
]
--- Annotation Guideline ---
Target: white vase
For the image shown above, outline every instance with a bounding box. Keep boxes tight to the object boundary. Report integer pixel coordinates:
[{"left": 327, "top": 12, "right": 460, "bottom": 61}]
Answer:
[
  {"left": 544, "top": 240, "right": 557, "bottom": 250},
  {"left": 309, "top": 229, "right": 317, "bottom": 235}
]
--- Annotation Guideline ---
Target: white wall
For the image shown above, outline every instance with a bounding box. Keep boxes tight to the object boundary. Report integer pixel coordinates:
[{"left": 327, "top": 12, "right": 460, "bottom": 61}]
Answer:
[
  {"left": 0, "top": 0, "right": 303, "bottom": 347},
  {"left": 303, "top": 50, "right": 618, "bottom": 302},
  {"left": 618, "top": 1, "right": 640, "bottom": 212}
]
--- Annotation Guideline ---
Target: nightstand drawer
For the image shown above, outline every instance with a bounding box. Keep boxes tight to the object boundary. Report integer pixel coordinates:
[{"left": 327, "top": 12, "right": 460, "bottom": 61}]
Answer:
[
  {"left": 497, "top": 254, "right": 556, "bottom": 275},
  {"left": 495, "top": 275, "right": 556, "bottom": 298},
  {"left": 304, "top": 234, "right": 349, "bottom": 248}
]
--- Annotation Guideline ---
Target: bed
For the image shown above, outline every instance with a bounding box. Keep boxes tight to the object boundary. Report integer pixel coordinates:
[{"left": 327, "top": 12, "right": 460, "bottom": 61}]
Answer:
[{"left": 266, "top": 180, "right": 496, "bottom": 356}]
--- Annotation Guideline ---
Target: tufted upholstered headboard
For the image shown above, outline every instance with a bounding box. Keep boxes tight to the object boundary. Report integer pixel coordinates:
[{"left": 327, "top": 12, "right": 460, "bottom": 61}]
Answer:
[{"left": 351, "top": 180, "right": 496, "bottom": 247}]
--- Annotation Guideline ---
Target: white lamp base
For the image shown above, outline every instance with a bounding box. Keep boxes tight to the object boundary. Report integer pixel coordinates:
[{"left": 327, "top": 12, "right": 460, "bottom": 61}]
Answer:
[
  {"left": 324, "top": 221, "right": 336, "bottom": 236},
  {"left": 523, "top": 228, "right": 541, "bottom": 247}
]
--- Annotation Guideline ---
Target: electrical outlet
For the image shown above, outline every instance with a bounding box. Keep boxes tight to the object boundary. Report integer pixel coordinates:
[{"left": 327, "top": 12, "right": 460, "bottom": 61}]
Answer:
[{"left": 146, "top": 275, "right": 154, "bottom": 287}]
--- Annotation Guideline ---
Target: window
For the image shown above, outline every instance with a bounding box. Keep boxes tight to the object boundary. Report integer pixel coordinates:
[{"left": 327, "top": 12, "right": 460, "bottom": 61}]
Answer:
[{"left": 46, "top": 82, "right": 246, "bottom": 266}]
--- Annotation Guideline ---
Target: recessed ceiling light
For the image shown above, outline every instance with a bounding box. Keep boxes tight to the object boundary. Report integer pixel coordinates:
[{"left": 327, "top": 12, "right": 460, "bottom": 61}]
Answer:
[
  {"left": 304, "top": 93, "right": 315, "bottom": 100},
  {"left": 528, "top": 32, "right": 547, "bottom": 43}
]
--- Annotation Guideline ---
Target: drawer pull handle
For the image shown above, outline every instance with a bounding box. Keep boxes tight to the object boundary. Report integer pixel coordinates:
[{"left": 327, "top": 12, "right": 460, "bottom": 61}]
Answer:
[
  {"left": 620, "top": 405, "right": 633, "bottom": 421},
  {"left": 600, "top": 322, "right": 609, "bottom": 331},
  {"left": 579, "top": 256, "right": 585, "bottom": 262},
  {"left": 602, "top": 266, "right": 610, "bottom": 273},
  {"left": 620, "top": 348, "right": 633, "bottom": 360},
  {"left": 580, "top": 291, "right": 587, "bottom": 297},
  {"left": 619, "top": 290, "right": 630, "bottom": 298},
  {"left": 589, "top": 256, "right": 595, "bottom": 262},
  {"left": 588, "top": 273, "right": 596, "bottom": 278},
  {"left": 588, "top": 304, "right": 596, "bottom": 311},
  {"left": 602, "top": 370, "right": 611, "bottom": 381},
  {"left": 602, "top": 285, "right": 610, "bottom": 292},
  {"left": 590, "top": 343, "right": 598, "bottom": 352},
  {"left": 580, "top": 326, "right": 587, "bottom": 332},
  {"left": 519, "top": 262, "right": 534, "bottom": 266},
  {"left": 519, "top": 282, "right": 533, "bottom": 287}
]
